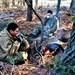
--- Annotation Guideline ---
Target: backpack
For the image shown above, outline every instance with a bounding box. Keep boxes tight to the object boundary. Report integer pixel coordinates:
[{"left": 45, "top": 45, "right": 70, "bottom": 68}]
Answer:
[{"left": 0, "top": 19, "right": 13, "bottom": 31}]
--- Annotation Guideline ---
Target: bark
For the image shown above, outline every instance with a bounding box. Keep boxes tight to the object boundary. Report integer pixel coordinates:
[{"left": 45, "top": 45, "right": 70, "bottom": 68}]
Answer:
[{"left": 56, "top": 0, "right": 61, "bottom": 16}]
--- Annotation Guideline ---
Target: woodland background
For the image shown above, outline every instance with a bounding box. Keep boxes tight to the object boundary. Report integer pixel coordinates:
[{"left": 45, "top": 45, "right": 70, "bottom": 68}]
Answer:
[{"left": 0, "top": 0, "right": 75, "bottom": 75}]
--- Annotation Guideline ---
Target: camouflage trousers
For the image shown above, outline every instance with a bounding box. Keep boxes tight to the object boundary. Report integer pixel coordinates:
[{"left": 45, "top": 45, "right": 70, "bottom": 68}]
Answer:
[
  {"left": 31, "top": 26, "right": 41, "bottom": 36},
  {"left": 31, "top": 26, "right": 54, "bottom": 37},
  {"left": 3, "top": 43, "right": 29, "bottom": 65}
]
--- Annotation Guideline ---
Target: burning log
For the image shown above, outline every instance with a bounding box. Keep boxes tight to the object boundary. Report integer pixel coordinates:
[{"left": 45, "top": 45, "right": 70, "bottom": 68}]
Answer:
[{"left": 42, "top": 43, "right": 64, "bottom": 57}]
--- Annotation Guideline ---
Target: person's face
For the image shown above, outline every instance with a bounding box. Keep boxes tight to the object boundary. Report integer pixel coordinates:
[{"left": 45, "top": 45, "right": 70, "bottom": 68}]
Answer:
[
  {"left": 10, "top": 28, "right": 19, "bottom": 36},
  {"left": 47, "top": 13, "right": 52, "bottom": 18}
]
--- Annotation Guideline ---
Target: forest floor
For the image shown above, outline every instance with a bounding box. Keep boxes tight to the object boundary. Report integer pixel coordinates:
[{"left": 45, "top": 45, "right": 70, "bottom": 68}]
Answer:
[{"left": 0, "top": 8, "right": 73, "bottom": 75}]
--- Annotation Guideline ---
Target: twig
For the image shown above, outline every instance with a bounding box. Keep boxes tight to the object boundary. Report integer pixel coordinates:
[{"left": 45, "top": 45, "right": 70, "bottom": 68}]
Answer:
[{"left": 0, "top": 71, "right": 4, "bottom": 75}]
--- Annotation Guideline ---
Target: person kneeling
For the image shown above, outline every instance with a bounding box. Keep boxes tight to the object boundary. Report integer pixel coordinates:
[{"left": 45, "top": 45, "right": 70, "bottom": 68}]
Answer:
[{"left": 0, "top": 22, "right": 30, "bottom": 65}]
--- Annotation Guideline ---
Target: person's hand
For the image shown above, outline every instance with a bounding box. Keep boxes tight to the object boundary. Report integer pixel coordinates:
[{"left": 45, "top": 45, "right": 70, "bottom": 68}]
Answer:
[
  {"left": 42, "top": 46, "right": 46, "bottom": 51},
  {"left": 26, "top": 45, "right": 30, "bottom": 49}
]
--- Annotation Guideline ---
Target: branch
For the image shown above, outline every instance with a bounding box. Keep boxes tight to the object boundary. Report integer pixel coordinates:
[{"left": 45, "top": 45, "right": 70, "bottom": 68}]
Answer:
[
  {"left": 24, "top": 0, "right": 44, "bottom": 42},
  {"left": 24, "top": 0, "right": 42, "bottom": 23}
]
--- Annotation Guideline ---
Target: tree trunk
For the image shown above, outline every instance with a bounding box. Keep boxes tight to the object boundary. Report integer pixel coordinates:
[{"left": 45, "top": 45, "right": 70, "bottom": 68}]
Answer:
[
  {"left": 56, "top": 0, "right": 61, "bottom": 16},
  {"left": 12, "top": 0, "right": 15, "bottom": 6},
  {"left": 70, "top": 0, "right": 74, "bottom": 9},
  {"left": 69, "top": 0, "right": 75, "bottom": 15},
  {"left": 27, "top": 0, "right": 32, "bottom": 21},
  {"left": 35, "top": 0, "right": 38, "bottom": 9},
  {"left": 23, "top": 0, "right": 25, "bottom": 6}
]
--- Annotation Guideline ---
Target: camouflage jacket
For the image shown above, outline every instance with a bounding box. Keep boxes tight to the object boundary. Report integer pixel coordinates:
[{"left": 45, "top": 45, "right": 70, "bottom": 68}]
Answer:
[
  {"left": 42, "top": 15, "right": 59, "bottom": 36},
  {"left": 0, "top": 28, "right": 29, "bottom": 59}
]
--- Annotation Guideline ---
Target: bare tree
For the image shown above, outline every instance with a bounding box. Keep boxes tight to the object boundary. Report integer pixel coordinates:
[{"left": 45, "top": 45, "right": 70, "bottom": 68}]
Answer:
[
  {"left": 69, "top": 0, "right": 75, "bottom": 14},
  {"left": 12, "top": 0, "right": 15, "bottom": 6},
  {"left": 26, "top": 0, "right": 33, "bottom": 21},
  {"left": 35, "top": 0, "right": 38, "bottom": 9},
  {"left": 23, "top": 0, "right": 25, "bottom": 6},
  {"left": 70, "top": 0, "right": 74, "bottom": 9},
  {"left": 56, "top": 0, "right": 61, "bottom": 16}
]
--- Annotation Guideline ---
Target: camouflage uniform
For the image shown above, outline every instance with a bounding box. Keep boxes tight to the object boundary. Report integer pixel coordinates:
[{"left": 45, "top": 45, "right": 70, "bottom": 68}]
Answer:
[
  {"left": 31, "top": 15, "right": 59, "bottom": 36},
  {"left": 0, "top": 28, "right": 29, "bottom": 65}
]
